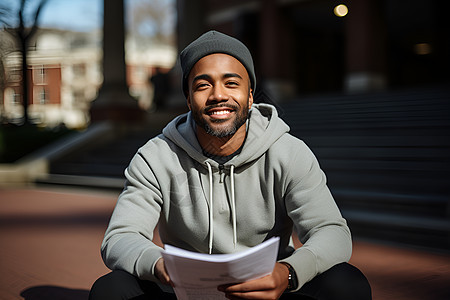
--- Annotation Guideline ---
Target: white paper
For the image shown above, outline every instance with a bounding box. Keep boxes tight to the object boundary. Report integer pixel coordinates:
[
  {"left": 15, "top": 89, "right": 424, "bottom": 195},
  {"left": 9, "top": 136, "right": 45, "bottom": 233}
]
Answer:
[{"left": 161, "top": 237, "right": 280, "bottom": 300}]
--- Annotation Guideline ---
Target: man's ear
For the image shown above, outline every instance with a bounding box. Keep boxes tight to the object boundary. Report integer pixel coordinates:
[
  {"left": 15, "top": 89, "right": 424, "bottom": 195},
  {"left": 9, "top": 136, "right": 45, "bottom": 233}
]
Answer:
[
  {"left": 186, "top": 95, "right": 192, "bottom": 110},
  {"left": 248, "top": 89, "right": 254, "bottom": 108}
]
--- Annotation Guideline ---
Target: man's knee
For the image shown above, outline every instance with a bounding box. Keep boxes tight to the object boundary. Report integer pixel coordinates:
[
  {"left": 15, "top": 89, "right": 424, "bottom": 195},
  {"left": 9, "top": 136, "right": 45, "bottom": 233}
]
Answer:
[
  {"left": 89, "top": 270, "right": 175, "bottom": 300},
  {"left": 298, "top": 262, "right": 371, "bottom": 300},
  {"left": 319, "top": 263, "right": 372, "bottom": 300},
  {"left": 89, "top": 270, "right": 144, "bottom": 300}
]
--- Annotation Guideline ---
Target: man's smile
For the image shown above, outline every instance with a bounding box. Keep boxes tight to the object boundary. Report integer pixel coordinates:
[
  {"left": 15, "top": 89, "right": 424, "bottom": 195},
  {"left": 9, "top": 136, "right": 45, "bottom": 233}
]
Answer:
[
  {"left": 205, "top": 106, "right": 237, "bottom": 120},
  {"left": 210, "top": 110, "right": 231, "bottom": 115}
]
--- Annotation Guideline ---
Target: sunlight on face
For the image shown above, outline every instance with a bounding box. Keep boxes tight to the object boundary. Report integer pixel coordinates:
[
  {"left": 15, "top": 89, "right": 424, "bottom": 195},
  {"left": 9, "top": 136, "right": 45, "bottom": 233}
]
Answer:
[{"left": 187, "top": 53, "right": 253, "bottom": 138}]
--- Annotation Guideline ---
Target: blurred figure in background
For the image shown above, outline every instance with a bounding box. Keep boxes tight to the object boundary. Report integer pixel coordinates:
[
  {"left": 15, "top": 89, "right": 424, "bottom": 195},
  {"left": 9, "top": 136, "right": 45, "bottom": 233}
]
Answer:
[{"left": 150, "top": 67, "right": 170, "bottom": 110}]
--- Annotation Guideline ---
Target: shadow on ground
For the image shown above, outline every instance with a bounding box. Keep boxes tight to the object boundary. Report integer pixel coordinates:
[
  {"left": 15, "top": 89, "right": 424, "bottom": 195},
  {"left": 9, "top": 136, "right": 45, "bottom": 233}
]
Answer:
[{"left": 20, "top": 286, "right": 89, "bottom": 300}]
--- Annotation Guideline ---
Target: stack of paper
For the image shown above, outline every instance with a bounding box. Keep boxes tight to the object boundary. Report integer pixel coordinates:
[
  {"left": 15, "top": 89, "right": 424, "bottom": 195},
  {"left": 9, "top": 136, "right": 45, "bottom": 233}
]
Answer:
[{"left": 162, "top": 237, "right": 280, "bottom": 300}]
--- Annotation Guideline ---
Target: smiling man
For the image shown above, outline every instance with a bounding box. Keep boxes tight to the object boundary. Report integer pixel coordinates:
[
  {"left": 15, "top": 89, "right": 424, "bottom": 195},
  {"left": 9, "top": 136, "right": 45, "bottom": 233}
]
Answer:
[
  {"left": 188, "top": 52, "right": 253, "bottom": 158},
  {"left": 89, "top": 31, "right": 371, "bottom": 300}
]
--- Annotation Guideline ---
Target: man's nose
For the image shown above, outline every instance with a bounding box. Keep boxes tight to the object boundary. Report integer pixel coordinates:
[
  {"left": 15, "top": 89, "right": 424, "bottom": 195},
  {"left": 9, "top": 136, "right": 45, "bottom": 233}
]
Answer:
[{"left": 208, "top": 84, "right": 228, "bottom": 102}]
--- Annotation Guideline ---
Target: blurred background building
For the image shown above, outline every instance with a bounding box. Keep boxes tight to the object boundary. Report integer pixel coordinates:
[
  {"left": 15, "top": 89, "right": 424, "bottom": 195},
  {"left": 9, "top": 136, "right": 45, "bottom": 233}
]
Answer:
[
  {"left": 1, "top": 0, "right": 448, "bottom": 127},
  {"left": 0, "top": 0, "right": 177, "bottom": 128},
  {"left": 1, "top": 28, "right": 103, "bottom": 127},
  {"left": 177, "top": 0, "right": 449, "bottom": 100},
  {"left": 0, "top": 27, "right": 176, "bottom": 128}
]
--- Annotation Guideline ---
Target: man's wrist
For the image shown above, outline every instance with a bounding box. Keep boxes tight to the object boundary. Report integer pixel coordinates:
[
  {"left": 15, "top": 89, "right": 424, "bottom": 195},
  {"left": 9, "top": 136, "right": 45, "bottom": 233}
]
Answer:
[{"left": 280, "top": 262, "right": 298, "bottom": 292}]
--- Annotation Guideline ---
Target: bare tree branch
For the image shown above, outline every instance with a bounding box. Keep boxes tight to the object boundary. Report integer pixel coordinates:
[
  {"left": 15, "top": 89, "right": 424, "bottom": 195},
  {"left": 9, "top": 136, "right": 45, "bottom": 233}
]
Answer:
[
  {"left": 129, "top": 0, "right": 175, "bottom": 44},
  {"left": 8, "top": 0, "right": 51, "bottom": 125},
  {"left": 18, "top": 0, "right": 25, "bottom": 39},
  {"left": 0, "top": 5, "right": 13, "bottom": 28},
  {"left": 28, "top": 0, "right": 49, "bottom": 40}
]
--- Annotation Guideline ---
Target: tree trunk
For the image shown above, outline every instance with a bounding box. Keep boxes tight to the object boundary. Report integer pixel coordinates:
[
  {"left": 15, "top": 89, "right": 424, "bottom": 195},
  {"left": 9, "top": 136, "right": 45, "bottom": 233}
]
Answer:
[{"left": 21, "top": 36, "right": 29, "bottom": 125}]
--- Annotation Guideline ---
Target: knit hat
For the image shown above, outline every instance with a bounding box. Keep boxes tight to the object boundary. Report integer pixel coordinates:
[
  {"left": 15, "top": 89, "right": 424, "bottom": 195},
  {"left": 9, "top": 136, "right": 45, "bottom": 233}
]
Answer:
[{"left": 180, "top": 30, "right": 256, "bottom": 97}]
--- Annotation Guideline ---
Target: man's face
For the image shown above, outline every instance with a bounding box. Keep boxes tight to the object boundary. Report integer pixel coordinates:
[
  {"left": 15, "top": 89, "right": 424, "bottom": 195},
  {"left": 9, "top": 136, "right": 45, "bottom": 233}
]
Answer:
[{"left": 187, "top": 53, "right": 253, "bottom": 138}]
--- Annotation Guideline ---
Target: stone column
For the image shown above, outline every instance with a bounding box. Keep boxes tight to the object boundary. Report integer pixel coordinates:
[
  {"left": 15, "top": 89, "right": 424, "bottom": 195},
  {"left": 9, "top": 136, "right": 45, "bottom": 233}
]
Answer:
[
  {"left": 90, "top": 0, "right": 144, "bottom": 122},
  {"left": 176, "top": 0, "right": 205, "bottom": 51},
  {"left": 259, "top": 0, "right": 295, "bottom": 100},
  {"left": 344, "top": 0, "right": 387, "bottom": 92}
]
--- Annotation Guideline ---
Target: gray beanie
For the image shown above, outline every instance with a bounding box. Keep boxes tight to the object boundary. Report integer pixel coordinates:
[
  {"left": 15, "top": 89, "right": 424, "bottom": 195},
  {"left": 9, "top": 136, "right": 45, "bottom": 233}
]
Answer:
[{"left": 180, "top": 30, "right": 256, "bottom": 97}]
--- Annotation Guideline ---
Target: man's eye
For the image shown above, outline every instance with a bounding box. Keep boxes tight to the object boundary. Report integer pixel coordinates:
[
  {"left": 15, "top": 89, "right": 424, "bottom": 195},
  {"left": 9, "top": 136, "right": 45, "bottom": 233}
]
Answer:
[
  {"left": 196, "top": 83, "right": 209, "bottom": 89},
  {"left": 226, "top": 81, "right": 239, "bottom": 86}
]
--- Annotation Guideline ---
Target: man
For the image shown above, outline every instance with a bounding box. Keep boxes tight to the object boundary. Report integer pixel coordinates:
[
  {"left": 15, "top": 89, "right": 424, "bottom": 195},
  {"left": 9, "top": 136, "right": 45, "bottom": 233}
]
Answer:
[
  {"left": 150, "top": 67, "right": 170, "bottom": 110},
  {"left": 90, "top": 30, "right": 371, "bottom": 300}
]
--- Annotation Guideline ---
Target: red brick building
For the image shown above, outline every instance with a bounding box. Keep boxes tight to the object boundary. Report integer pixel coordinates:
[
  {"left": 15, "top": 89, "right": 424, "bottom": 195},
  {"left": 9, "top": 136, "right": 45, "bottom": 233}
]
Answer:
[{"left": 1, "top": 28, "right": 176, "bottom": 127}]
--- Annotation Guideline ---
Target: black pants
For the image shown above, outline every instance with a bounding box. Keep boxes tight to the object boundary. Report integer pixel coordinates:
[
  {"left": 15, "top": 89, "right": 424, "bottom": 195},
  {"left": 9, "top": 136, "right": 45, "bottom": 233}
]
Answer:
[{"left": 89, "top": 262, "right": 371, "bottom": 300}]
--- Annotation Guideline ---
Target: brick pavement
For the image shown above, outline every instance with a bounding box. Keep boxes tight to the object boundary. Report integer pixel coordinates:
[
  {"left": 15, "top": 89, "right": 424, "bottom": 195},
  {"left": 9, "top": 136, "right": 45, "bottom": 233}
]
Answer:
[{"left": 0, "top": 187, "right": 449, "bottom": 300}]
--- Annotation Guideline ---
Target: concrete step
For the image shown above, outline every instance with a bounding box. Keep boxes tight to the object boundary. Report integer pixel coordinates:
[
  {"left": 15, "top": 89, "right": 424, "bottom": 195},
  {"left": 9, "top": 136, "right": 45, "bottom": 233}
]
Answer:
[
  {"left": 280, "top": 85, "right": 450, "bottom": 251},
  {"left": 37, "top": 174, "right": 125, "bottom": 189}
]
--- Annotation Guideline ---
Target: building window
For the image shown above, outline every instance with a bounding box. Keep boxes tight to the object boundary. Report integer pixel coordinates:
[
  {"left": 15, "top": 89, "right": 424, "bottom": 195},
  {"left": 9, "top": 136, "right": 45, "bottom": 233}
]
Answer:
[
  {"left": 73, "top": 90, "right": 85, "bottom": 103},
  {"left": 73, "top": 63, "right": 86, "bottom": 77},
  {"left": 133, "top": 65, "right": 147, "bottom": 81},
  {"left": 38, "top": 87, "right": 49, "bottom": 104},
  {"left": 9, "top": 68, "right": 22, "bottom": 82},
  {"left": 34, "top": 65, "right": 47, "bottom": 84},
  {"left": 12, "top": 90, "right": 21, "bottom": 105}
]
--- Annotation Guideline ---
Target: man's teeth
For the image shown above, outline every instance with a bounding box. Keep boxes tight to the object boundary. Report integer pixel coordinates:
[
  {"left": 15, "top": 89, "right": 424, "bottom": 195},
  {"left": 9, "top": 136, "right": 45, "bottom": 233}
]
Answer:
[{"left": 211, "top": 110, "right": 230, "bottom": 115}]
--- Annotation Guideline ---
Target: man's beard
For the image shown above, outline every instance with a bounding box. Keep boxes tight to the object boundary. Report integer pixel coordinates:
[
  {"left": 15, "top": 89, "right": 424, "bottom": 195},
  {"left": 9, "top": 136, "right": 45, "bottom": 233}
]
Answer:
[{"left": 192, "top": 102, "right": 250, "bottom": 138}]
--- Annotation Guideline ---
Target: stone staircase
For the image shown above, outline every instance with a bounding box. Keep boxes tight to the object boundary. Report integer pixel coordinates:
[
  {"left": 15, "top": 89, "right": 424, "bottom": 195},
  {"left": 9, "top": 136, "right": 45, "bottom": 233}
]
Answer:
[
  {"left": 38, "top": 110, "right": 183, "bottom": 189},
  {"left": 280, "top": 85, "right": 450, "bottom": 251}
]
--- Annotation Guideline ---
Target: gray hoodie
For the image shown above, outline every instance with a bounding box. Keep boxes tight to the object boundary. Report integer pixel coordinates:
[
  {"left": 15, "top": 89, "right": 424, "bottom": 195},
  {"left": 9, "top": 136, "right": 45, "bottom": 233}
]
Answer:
[{"left": 101, "top": 103, "right": 352, "bottom": 291}]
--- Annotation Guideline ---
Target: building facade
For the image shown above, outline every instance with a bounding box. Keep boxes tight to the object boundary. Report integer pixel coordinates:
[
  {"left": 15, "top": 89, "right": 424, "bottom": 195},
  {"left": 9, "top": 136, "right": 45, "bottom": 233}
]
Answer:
[{"left": 1, "top": 28, "right": 177, "bottom": 128}]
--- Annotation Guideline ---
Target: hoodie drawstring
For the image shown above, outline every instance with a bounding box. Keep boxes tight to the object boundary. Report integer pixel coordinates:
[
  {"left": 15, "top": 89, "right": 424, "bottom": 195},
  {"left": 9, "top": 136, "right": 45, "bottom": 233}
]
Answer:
[
  {"left": 206, "top": 162, "right": 214, "bottom": 254},
  {"left": 230, "top": 165, "right": 237, "bottom": 249},
  {"left": 205, "top": 162, "right": 237, "bottom": 254}
]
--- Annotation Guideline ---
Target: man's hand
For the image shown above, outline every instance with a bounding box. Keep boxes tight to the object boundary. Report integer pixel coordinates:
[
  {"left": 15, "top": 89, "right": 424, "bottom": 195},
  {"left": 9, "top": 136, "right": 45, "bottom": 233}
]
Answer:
[
  {"left": 155, "top": 257, "right": 173, "bottom": 286},
  {"left": 217, "top": 262, "right": 290, "bottom": 299}
]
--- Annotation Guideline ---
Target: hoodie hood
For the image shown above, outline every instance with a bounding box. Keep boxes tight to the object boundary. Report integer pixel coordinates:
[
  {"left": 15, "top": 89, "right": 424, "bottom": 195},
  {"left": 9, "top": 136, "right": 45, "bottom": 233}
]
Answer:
[
  {"left": 162, "top": 103, "right": 290, "bottom": 168},
  {"left": 163, "top": 103, "right": 290, "bottom": 253}
]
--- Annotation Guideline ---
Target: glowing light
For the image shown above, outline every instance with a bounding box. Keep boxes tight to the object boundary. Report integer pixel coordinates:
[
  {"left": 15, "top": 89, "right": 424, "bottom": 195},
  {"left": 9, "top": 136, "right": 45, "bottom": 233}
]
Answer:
[
  {"left": 414, "top": 43, "right": 432, "bottom": 55},
  {"left": 334, "top": 4, "right": 348, "bottom": 17}
]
